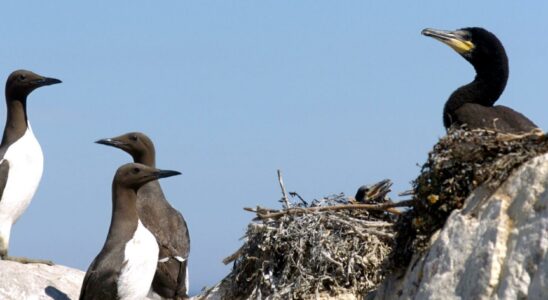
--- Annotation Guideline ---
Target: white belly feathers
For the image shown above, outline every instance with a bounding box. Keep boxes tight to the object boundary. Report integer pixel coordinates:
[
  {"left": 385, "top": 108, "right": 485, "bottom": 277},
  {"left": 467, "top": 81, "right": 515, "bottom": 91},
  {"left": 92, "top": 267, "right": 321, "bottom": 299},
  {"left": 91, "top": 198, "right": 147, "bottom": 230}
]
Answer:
[
  {"left": 0, "top": 125, "right": 44, "bottom": 224},
  {"left": 118, "top": 219, "right": 159, "bottom": 300}
]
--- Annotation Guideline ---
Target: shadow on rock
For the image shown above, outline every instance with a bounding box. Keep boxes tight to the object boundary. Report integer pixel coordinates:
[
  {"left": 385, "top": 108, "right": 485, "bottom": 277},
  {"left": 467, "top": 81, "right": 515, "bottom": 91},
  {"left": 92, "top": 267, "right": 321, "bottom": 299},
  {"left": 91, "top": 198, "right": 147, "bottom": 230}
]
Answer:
[{"left": 45, "top": 286, "right": 71, "bottom": 300}]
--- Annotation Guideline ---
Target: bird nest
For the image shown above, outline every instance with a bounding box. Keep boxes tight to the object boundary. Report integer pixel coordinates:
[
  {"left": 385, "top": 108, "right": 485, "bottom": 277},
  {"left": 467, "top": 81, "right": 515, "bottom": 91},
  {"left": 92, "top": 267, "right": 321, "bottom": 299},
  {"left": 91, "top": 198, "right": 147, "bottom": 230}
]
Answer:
[
  {"left": 221, "top": 182, "right": 398, "bottom": 300},
  {"left": 204, "top": 128, "right": 548, "bottom": 299},
  {"left": 393, "top": 127, "right": 548, "bottom": 267}
]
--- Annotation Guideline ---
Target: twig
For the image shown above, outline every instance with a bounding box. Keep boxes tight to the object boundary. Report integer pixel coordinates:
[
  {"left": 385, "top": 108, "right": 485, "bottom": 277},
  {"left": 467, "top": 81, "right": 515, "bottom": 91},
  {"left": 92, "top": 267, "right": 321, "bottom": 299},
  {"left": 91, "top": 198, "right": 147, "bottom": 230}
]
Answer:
[
  {"left": 338, "top": 215, "right": 394, "bottom": 227},
  {"left": 243, "top": 206, "right": 278, "bottom": 214},
  {"left": 321, "top": 250, "right": 344, "bottom": 272},
  {"left": 252, "top": 199, "right": 415, "bottom": 219},
  {"left": 278, "top": 169, "right": 291, "bottom": 209},
  {"left": 223, "top": 246, "right": 244, "bottom": 265},
  {"left": 398, "top": 189, "right": 415, "bottom": 197},
  {"left": 329, "top": 216, "right": 394, "bottom": 239},
  {"left": 289, "top": 191, "right": 307, "bottom": 206}
]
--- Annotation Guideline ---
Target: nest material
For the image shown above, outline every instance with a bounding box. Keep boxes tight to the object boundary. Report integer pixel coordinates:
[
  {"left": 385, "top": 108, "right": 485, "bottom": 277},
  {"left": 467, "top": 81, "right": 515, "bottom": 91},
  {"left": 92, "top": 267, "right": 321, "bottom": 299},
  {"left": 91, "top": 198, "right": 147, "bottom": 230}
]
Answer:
[
  {"left": 213, "top": 128, "right": 548, "bottom": 299},
  {"left": 225, "top": 190, "right": 396, "bottom": 300},
  {"left": 394, "top": 128, "right": 548, "bottom": 267}
]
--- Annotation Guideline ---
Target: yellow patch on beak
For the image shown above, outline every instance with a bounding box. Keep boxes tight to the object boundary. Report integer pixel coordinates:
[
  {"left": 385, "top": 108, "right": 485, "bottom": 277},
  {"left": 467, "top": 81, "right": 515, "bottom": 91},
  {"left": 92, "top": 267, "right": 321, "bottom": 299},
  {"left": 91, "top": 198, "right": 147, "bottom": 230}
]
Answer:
[
  {"left": 422, "top": 28, "right": 475, "bottom": 55},
  {"left": 444, "top": 39, "right": 475, "bottom": 54}
]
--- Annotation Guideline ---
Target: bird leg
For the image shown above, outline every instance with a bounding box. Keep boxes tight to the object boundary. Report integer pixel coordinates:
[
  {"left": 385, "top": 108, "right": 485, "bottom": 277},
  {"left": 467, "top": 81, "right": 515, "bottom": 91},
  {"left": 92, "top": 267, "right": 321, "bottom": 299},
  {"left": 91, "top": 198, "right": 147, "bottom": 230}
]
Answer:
[{"left": 3, "top": 255, "right": 54, "bottom": 265}]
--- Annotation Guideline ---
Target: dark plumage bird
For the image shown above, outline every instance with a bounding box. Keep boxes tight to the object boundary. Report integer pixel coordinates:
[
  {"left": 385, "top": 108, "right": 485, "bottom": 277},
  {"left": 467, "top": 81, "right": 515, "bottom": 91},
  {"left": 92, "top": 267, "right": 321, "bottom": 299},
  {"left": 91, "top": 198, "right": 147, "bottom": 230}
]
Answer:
[
  {"left": 422, "top": 27, "right": 539, "bottom": 134},
  {"left": 80, "top": 163, "right": 181, "bottom": 300},
  {"left": 96, "top": 132, "right": 190, "bottom": 300},
  {"left": 354, "top": 179, "right": 392, "bottom": 204},
  {"left": 0, "top": 70, "right": 61, "bottom": 264}
]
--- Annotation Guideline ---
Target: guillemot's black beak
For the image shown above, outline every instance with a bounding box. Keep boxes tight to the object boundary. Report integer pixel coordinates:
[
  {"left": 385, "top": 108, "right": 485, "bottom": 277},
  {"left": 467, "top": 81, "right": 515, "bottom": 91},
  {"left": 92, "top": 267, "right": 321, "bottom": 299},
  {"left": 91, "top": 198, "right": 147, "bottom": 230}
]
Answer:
[
  {"left": 422, "top": 28, "right": 475, "bottom": 55},
  {"left": 33, "top": 77, "right": 62, "bottom": 86},
  {"left": 95, "top": 138, "right": 126, "bottom": 148},
  {"left": 154, "top": 169, "right": 182, "bottom": 179}
]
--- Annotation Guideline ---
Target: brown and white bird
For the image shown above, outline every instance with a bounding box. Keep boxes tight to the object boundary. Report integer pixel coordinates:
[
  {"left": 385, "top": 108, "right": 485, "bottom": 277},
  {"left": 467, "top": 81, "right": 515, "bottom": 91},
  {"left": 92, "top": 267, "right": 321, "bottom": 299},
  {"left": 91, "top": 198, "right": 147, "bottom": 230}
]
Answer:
[
  {"left": 96, "top": 132, "right": 191, "bottom": 299},
  {"left": 0, "top": 70, "right": 61, "bottom": 264},
  {"left": 80, "top": 163, "right": 181, "bottom": 300}
]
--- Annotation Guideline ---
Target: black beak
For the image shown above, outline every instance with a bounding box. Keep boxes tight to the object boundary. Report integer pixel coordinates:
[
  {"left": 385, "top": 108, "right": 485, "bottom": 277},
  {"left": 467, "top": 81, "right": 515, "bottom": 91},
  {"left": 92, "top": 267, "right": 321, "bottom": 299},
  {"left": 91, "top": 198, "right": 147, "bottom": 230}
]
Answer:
[
  {"left": 95, "top": 138, "right": 125, "bottom": 148},
  {"left": 33, "top": 77, "right": 62, "bottom": 86},
  {"left": 155, "top": 169, "right": 182, "bottom": 179}
]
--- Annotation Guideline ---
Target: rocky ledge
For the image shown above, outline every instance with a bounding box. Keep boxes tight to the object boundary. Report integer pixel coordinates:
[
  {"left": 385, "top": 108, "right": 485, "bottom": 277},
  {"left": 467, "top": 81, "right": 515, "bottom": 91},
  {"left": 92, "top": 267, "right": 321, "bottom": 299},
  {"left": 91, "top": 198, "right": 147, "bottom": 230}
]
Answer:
[
  {"left": 0, "top": 260, "right": 84, "bottom": 300},
  {"left": 374, "top": 153, "right": 548, "bottom": 299}
]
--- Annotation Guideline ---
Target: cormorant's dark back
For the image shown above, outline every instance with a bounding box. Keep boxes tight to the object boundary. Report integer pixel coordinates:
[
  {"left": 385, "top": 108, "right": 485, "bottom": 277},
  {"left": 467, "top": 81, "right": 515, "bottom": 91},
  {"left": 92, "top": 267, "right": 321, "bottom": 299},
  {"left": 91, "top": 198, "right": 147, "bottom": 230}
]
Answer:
[{"left": 422, "top": 27, "right": 539, "bottom": 133}]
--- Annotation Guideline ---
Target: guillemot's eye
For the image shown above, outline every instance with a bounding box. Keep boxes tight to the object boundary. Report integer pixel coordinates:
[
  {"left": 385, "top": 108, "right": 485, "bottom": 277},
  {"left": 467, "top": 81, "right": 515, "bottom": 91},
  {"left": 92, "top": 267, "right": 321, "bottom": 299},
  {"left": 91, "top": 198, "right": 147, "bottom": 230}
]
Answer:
[
  {"left": 19, "top": 74, "right": 26, "bottom": 81},
  {"left": 129, "top": 135, "right": 138, "bottom": 142},
  {"left": 132, "top": 167, "right": 140, "bottom": 174}
]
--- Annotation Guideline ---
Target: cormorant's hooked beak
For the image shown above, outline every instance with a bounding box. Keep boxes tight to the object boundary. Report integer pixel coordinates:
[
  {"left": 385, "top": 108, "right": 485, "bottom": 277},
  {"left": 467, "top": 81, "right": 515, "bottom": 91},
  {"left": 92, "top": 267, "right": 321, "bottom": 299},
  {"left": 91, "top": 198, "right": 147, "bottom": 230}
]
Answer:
[
  {"left": 33, "top": 77, "right": 62, "bottom": 87},
  {"left": 154, "top": 169, "right": 182, "bottom": 179},
  {"left": 354, "top": 179, "right": 392, "bottom": 203},
  {"left": 95, "top": 138, "right": 126, "bottom": 149},
  {"left": 368, "top": 179, "right": 392, "bottom": 196},
  {"left": 422, "top": 28, "right": 475, "bottom": 55}
]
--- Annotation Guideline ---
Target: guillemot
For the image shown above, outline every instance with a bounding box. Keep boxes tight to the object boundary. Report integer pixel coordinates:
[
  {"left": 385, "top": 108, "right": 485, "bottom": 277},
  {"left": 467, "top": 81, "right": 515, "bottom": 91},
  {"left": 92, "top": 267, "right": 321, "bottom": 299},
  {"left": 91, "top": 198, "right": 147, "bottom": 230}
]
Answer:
[
  {"left": 96, "top": 132, "right": 191, "bottom": 299},
  {"left": 0, "top": 70, "right": 61, "bottom": 264},
  {"left": 80, "top": 163, "right": 181, "bottom": 300}
]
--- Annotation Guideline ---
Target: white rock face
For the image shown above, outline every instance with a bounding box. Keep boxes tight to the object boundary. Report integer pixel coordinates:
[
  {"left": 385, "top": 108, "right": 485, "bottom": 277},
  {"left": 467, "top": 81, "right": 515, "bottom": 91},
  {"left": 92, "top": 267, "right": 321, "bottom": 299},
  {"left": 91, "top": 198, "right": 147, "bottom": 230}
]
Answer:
[
  {"left": 0, "top": 260, "right": 159, "bottom": 300},
  {"left": 375, "top": 153, "right": 548, "bottom": 300},
  {"left": 0, "top": 260, "right": 84, "bottom": 300}
]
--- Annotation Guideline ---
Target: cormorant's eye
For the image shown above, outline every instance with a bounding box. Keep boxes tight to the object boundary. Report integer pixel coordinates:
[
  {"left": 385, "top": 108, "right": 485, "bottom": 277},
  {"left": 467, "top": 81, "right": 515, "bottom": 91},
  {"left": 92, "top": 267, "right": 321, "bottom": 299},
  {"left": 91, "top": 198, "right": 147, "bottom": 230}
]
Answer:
[
  {"left": 133, "top": 167, "right": 140, "bottom": 174},
  {"left": 129, "top": 135, "right": 138, "bottom": 142}
]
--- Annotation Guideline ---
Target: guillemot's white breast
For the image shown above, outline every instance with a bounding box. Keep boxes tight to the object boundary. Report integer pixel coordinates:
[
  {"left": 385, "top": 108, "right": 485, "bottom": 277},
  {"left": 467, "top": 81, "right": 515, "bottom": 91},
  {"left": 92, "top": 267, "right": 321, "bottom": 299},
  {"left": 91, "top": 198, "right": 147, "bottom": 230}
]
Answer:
[
  {"left": 0, "top": 70, "right": 60, "bottom": 261},
  {"left": 0, "top": 124, "right": 43, "bottom": 246},
  {"left": 80, "top": 163, "right": 180, "bottom": 300},
  {"left": 117, "top": 219, "right": 159, "bottom": 300}
]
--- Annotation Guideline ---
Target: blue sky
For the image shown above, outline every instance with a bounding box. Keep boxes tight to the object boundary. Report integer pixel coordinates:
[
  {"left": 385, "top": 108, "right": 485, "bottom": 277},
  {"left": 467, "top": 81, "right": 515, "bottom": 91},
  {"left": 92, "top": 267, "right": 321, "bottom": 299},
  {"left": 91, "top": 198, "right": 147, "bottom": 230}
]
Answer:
[{"left": 2, "top": 1, "right": 547, "bottom": 295}]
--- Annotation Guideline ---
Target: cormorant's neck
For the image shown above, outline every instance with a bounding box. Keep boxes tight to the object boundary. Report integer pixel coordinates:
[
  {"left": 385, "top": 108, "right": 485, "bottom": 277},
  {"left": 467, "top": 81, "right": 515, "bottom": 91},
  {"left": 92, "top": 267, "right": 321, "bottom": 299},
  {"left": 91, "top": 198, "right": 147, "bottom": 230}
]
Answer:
[
  {"left": 443, "top": 55, "right": 509, "bottom": 128},
  {"left": 1, "top": 97, "right": 29, "bottom": 147},
  {"left": 105, "top": 186, "right": 139, "bottom": 246},
  {"left": 133, "top": 151, "right": 156, "bottom": 168},
  {"left": 471, "top": 56, "right": 509, "bottom": 105}
]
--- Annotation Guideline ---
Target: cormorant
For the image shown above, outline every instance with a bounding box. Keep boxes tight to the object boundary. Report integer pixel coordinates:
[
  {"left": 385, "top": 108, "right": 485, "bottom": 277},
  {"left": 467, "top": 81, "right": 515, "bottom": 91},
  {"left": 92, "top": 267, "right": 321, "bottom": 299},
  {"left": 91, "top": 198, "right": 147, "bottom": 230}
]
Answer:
[
  {"left": 422, "top": 27, "right": 539, "bottom": 134},
  {"left": 354, "top": 179, "right": 392, "bottom": 204}
]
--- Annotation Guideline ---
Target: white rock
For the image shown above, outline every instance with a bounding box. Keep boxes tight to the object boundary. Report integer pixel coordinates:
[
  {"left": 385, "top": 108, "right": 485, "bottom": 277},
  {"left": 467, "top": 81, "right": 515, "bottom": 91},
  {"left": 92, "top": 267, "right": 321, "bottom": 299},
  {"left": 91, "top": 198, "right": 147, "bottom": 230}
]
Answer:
[
  {"left": 375, "top": 153, "right": 548, "bottom": 300},
  {"left": 0, "top": 260, "right": 84, "bottom": 300},
  {"left": 0, "top": 260, "right": 160, "bottom": 300}
]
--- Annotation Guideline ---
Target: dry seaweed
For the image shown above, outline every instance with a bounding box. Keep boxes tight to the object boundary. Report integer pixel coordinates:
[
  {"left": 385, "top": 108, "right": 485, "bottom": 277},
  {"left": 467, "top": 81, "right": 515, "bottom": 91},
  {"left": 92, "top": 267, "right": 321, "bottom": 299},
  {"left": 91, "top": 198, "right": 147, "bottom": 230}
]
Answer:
[
  {"left": 393, "top": 127, "right": 548, "bottom": 267},
  {"left": 222, "top": 180, "right": 398, "bottom": 300},
  {"left": 209, "top": 128, "right": 548, "bottom": 299}
]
